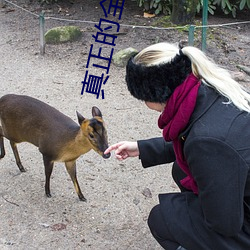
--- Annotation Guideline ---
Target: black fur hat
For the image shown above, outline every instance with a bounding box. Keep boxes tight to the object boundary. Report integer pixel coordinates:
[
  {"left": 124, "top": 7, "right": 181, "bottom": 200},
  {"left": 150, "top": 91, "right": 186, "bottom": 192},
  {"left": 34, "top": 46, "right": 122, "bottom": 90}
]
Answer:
[{"left": 125, "top": 52, "right": 192, "bottom": 103}]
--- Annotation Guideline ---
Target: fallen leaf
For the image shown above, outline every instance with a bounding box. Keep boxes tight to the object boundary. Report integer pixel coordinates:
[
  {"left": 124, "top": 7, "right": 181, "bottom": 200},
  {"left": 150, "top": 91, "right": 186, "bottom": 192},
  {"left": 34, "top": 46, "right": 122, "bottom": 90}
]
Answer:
[
  {"left": 51, "top": 223, "right": 67, "bottom": 231},
  {"left": 143, "top": 12, "right": 155, "bottom": 18}
]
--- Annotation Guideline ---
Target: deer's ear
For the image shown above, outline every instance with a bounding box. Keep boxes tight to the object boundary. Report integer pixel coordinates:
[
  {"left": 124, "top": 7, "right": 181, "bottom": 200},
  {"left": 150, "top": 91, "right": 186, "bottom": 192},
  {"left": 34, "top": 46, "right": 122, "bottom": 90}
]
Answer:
[
  {"left": 76, "top": 111, "right": 85, "bottom": 125},
  {"left": 92, "top": 106, "right": 102, "bottom": 118}
]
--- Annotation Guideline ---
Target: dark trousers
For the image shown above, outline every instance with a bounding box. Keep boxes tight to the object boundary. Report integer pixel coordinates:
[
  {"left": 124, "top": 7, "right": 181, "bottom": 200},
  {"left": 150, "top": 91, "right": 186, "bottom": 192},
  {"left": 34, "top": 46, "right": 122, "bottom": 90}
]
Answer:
[{"left": 148, "top": 162, "right": 188, "bottom": 250}]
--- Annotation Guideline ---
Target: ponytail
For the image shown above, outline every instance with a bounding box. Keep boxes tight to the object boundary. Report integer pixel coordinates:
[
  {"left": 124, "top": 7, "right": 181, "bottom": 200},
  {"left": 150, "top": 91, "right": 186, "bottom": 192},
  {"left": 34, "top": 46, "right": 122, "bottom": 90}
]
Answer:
[{"left": 182, "top": 46, "right": 250, "bottom": 112}]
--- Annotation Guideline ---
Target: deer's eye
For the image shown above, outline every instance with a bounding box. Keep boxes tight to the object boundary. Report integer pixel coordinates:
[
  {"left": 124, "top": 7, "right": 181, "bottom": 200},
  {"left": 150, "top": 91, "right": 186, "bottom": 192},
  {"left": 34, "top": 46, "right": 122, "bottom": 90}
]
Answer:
[{"left": 89, "top": 133, "right": 94, "bottom": 139}]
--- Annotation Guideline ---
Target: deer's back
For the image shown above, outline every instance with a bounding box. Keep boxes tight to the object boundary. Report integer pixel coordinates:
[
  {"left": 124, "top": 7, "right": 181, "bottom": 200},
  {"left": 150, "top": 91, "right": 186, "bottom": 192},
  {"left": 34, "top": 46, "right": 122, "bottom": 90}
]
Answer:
[{"left": 0, "top": 94, "right": 79, "bottom": 148}]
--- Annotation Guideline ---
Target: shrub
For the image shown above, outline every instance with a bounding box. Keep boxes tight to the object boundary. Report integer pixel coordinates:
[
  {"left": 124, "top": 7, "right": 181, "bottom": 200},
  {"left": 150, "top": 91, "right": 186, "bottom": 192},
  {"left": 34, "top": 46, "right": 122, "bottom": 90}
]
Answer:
[
  {"left": 38, "top": 0, "right": 58, "bottom": 4},
  {"left": 135, "top": 0, "right": 250, "bottom": 18},
  {"left": 136, "top": 0, "right": 172, "bottom": 15}
]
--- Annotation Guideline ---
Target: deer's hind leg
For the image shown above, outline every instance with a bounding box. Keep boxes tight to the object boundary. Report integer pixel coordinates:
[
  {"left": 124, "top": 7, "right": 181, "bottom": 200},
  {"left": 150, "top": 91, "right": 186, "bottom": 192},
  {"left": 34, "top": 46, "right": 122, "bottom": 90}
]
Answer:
[
  {"left": 0, "top": 126, "right": 5, "bottom": 159},
  {"left": 10, "top": 141, "right": 26, "bottom": 172},
  {"left": 65, "top": 161, "right": 86, "bottom": 202}
]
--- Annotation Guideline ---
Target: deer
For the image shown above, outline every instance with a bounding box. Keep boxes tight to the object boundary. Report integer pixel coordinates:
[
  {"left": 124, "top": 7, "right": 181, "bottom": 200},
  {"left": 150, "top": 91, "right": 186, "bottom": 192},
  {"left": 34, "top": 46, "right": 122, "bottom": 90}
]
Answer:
[{"left": 0, "top": 94, "right": 111, "bottom": 201}]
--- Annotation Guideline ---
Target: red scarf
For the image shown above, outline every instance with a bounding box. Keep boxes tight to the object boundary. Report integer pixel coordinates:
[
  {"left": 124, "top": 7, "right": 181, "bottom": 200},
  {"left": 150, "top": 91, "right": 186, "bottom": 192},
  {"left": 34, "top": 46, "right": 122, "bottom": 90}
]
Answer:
[{"left": 158, "top": 73, "right": 201, "bottom": 194}]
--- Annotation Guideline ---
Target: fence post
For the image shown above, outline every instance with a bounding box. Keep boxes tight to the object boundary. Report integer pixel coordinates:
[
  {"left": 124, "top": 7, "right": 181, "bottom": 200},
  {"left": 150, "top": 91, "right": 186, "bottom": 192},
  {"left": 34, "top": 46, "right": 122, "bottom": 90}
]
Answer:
[
  {"left": 39, "top": 11, "right": 45, "bottom": 55},
  {"left": 202, "top": 0, "right": 208, "bottom": 51},
  {"left": 188, "top": 25, "right": 195, "bottom": 46}
]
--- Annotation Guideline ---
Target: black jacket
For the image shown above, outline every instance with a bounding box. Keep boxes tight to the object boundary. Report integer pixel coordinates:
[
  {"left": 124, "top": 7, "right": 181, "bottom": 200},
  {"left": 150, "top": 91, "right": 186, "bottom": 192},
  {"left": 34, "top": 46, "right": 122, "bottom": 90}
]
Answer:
[{"left": 138, "top": 84, "right": 250, "bottom": 249}]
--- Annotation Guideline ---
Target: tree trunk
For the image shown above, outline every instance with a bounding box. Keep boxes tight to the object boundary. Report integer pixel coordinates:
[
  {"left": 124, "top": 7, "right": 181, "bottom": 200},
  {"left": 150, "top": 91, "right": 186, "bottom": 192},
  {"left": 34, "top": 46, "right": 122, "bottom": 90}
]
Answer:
[{"left": 171, "top": 0, "right": 198, "bottom": 25}]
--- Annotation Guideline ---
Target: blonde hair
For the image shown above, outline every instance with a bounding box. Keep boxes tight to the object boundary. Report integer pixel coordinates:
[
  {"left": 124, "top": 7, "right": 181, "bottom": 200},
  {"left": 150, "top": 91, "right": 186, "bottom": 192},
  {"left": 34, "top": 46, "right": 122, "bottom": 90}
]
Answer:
[{"left": 134, "top": 42, "right": 250, "bottom": 113}]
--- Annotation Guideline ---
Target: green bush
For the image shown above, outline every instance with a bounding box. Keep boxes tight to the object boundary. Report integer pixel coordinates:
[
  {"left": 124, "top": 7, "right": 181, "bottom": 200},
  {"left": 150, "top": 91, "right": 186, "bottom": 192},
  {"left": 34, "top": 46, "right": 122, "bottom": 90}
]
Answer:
[
  {"left": 136, "top": 0, "right": 172, "bottom": 15},
  {"left": 213, "top": 0, "right": 250, "bottom": 17},
  {"left": 196, "top": 0, "right": 216, "bottom": 15},
  {"left": 38, "top": 0, "right": 58, "bottom": 4},
  {"left": 135, "top": 0, "right": 250, "bottom": 18},
  {"left": 197, "top": 0, "right": 250, "bottom": 18}
]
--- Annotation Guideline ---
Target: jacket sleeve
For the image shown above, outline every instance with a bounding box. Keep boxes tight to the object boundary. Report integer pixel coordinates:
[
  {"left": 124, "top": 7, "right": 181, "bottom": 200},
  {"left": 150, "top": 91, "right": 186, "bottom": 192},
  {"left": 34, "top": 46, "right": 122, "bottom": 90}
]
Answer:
[
  {"left": 137, "top": 137, "right": 175, "bottom": 168},
  {"left": 185, "top": 136, "right": 249, "bottom": 237}
]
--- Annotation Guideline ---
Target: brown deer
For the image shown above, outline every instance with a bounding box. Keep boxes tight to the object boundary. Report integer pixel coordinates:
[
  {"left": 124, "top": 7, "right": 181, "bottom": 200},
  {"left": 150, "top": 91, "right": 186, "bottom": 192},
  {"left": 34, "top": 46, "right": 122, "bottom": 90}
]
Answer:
[{"left": 0, "top": 94, "right": 110, "bottom": 201}]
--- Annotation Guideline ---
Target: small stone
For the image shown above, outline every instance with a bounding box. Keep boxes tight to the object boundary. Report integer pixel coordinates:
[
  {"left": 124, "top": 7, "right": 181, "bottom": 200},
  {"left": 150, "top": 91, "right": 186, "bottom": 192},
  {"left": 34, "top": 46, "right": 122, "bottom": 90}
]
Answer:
[
  {"left": 39, "top": 223, "right": 50, "bottom": 228},
  {"left": 142, "top": 188, "right": 152, "bottom": 198},
  {"left": 0, "top": 0, "right": 6, "bottom": 8},
  {"left": 231, "top": 71, "right": 247, "bottom": 82},
  {"left": 112, "top": 47, "right": 138, "bottom": 67},
  {"left": 133, "top": 198, "right": 140, "bottom": 205},
  {"left": 45, "top": 26, "right": 82, "bottom": 44}
]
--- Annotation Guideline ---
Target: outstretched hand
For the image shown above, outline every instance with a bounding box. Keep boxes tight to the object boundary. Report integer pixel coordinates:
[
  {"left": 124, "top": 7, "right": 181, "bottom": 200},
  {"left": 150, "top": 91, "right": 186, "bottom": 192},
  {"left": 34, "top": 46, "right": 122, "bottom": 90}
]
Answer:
[{"left": 104, "top": 141, "right": 139, "bottom": 160}]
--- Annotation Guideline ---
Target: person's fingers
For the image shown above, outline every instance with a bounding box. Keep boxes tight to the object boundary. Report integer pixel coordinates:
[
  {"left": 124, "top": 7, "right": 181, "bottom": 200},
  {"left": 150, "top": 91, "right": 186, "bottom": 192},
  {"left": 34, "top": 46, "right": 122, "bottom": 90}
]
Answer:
[
  {"left": 115, "top": 143, "right": 128, "bottom": 155},
  {"left": 104, "top": 142, "right": 126, "bottom": 154},
  {"left": 116, "top": 152, "right": 128, "bottom": 160},
  {"left": 115, "top": 154, "right": 124, "bottom": 160}
]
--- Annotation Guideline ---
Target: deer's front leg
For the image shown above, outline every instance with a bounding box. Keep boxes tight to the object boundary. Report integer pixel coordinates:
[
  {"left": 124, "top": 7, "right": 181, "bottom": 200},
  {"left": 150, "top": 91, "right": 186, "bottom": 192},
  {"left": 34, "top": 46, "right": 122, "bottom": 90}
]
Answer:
[
  {"left": 65, "top": 160, "right": 86, "bottom": 202},
  {"left": 43, "top": 155, "right": 54, "bottom": 198}
]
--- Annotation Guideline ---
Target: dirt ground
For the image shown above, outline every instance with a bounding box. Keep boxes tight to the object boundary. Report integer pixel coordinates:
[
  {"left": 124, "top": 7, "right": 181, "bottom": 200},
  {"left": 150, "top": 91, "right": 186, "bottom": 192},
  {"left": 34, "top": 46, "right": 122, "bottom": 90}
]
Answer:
[{"left": 0, "top": 1, "right": 249, "bottom": 249}]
